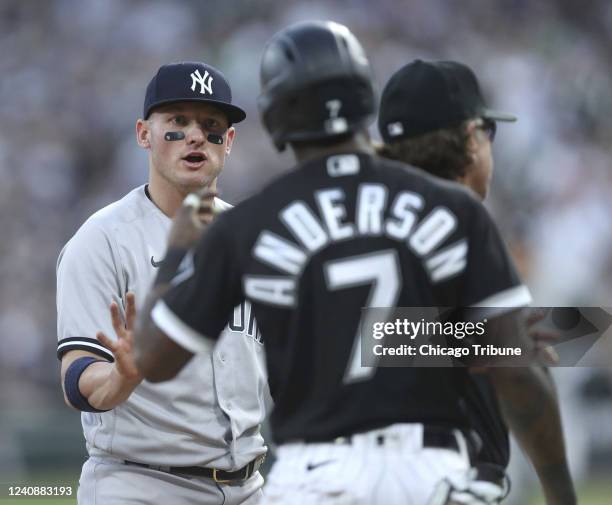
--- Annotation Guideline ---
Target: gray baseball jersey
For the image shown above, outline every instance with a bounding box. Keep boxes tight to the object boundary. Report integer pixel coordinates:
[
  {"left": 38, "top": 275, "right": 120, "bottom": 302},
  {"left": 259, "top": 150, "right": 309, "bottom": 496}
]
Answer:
[{"left": 56, "top": 185, "right": 268, "bottom": 470}]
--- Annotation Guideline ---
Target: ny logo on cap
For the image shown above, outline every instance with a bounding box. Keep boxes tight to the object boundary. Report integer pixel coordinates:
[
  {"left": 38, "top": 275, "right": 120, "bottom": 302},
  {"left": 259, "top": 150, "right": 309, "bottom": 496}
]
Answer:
[{"left": 190, "top": 69, "right": 213, "bottom": 95}]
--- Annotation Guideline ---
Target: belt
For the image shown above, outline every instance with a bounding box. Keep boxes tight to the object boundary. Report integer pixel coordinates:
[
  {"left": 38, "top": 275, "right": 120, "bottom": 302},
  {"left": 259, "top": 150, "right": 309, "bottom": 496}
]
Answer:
[
  {"left": 423, "top": 427, "right": 461, "bottom": 452},
  {"left": 124, "top": 454, "right": 265, "bottom": 483},
  {"left": 474, "top": 463, "right": 509, "bottom": 489},
  {"left": 332, "top": 426, "right": 461, "bottom": 452}
]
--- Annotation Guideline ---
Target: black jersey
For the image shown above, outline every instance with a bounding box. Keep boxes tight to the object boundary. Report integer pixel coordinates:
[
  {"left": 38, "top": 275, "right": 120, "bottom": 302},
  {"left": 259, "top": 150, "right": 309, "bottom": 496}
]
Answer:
[{"left": 158, "top": 153, "right": 531, "bottom": 443}]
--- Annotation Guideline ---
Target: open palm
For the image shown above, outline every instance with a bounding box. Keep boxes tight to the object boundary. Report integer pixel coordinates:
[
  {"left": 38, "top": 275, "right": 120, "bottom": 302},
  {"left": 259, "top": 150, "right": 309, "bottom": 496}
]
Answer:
[{"left": 96, "top": 292, "right": 142, "bottom": 381}]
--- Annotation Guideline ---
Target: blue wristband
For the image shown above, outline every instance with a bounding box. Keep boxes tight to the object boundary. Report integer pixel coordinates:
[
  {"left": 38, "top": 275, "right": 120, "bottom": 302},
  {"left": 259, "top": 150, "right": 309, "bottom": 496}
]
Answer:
[{"left": 64, "top": 356, "right": 111, "bottom": 412}]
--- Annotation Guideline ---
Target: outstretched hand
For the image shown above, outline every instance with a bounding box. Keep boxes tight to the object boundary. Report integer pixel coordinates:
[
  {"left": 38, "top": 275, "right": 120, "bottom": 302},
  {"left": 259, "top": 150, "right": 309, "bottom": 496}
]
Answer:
[{"left": 96, "top": 292, "right": 142, "bottom": 382}]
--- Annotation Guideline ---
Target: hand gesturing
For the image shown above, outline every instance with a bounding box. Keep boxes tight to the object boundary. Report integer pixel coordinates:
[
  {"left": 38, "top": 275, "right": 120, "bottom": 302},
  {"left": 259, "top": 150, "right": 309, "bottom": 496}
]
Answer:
[
  {"left": 96, "top": 292, "right": 142, "bottom": 382},
  {"left": 167, "top": 188, "right": 218, "bottom": 250}
]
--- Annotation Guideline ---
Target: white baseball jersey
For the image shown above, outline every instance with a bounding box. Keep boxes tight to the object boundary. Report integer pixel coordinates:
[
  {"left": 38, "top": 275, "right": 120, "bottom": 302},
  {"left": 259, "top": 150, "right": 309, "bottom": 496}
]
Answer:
[{"left": 56, "top": 185, "right": 268, "bottom": 470}]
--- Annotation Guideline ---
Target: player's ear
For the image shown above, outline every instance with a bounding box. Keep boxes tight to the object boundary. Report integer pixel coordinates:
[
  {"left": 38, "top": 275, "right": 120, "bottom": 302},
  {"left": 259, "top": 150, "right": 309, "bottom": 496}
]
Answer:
[
  {"left": 136, "top": 119, "right": 151, "bottom": 149},
  {"left": 224, "top": 127, "right": 236, "bottom": 156}
]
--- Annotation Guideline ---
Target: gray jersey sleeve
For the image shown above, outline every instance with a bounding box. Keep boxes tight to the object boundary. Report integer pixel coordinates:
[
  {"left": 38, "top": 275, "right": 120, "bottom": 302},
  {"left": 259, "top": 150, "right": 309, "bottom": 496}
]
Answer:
[{"left": 56, "top": 221, "right": 125, "bottom": 361}]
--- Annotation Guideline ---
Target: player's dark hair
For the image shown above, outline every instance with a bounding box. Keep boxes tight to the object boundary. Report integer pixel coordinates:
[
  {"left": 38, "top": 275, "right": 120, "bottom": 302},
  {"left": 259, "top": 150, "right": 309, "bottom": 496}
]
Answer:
[{"left": 378, "top": 123, "right": 471, "bottom": 181}]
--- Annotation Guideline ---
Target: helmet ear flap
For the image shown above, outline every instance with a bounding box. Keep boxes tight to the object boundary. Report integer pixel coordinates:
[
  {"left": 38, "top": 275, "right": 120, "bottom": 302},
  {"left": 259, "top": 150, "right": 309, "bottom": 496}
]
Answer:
[{"left": 258, "top": 21, "right": 376, "bottom": 152}]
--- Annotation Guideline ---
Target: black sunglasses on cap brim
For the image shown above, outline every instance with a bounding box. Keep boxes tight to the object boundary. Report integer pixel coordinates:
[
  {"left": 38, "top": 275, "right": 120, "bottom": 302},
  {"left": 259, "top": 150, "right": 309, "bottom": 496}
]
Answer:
[{"left": 477, "top": 118, "right": 497, "bottom": 142}]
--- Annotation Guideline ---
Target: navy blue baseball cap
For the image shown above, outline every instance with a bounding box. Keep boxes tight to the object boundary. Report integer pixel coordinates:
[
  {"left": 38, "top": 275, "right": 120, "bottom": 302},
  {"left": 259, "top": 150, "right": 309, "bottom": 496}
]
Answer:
[
  {"left": 143, "top": 61, "right": 246, "bottom": 124},
  {"left": 379, "top": 59, "right": 516, "bottom": 143}
]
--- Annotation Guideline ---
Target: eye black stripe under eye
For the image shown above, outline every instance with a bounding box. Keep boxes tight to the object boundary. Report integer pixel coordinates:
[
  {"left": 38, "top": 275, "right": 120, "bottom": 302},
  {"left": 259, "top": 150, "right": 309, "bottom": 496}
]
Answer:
[{"left": 207, "top": 133, "right": 224, "bottom": 144}]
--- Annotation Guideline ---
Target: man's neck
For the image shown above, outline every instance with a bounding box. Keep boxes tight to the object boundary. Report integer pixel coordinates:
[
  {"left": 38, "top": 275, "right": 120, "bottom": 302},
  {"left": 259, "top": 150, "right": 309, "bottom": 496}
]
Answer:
[
  {"left": 291, "top": 131, "right": 374, "bottom": 164},
  {"left": 147, "top": 170, "right": 216, "bottom": 218}
]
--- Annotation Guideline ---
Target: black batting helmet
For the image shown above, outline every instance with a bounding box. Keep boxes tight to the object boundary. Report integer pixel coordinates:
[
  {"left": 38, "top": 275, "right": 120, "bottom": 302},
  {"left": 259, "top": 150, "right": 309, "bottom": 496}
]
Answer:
[{"left": 258, "top": 20, "right": 376, "bottom": 151}]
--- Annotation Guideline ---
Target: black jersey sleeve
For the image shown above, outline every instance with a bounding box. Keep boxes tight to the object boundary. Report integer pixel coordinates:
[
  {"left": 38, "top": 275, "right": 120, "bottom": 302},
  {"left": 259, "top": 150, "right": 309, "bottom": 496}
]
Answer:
[
  {"left": 152, "top": 216, "right": 243, "bottom": 351},
  {"left": 462, "top": 203, "right": 531, "bottom": 311}
]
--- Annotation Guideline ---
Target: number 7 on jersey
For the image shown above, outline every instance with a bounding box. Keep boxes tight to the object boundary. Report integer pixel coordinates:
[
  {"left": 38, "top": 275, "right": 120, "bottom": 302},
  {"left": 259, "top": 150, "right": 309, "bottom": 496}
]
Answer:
[{"left": 324, "top": 250, "right": 401, "bottom": 383}]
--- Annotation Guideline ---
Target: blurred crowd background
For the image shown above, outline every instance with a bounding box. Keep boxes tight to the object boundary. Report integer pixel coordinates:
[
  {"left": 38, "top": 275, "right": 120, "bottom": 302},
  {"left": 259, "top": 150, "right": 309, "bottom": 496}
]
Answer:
[{"left": 1, "top": 0, "right": 611, "bottom": 503}]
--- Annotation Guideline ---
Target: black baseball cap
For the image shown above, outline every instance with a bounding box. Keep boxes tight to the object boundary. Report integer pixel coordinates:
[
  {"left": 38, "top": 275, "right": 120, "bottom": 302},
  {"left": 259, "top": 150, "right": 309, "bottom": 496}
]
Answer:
[
  {"left": 143, "top": 61, "right": 246, "bottom": 124},
  {"left": 379, "top": 59, "right": 516, "bottom": 143}
]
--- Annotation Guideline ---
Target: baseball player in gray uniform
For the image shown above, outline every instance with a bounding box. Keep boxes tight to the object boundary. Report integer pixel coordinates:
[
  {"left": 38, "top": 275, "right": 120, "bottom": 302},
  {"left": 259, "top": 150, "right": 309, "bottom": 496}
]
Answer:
[{"left": 56, "top": 61, "right": 268, "bottom": 505}]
